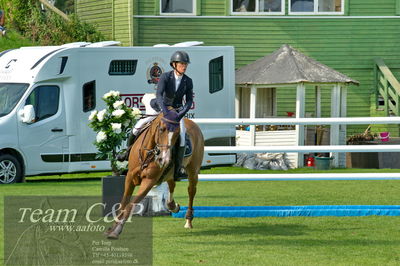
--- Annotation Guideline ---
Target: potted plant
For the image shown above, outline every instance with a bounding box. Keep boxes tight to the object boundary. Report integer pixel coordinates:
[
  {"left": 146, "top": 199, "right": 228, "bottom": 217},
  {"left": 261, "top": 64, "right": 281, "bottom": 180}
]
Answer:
[{"left": 88, "top": 90, "right": 141, "bottom": 215}]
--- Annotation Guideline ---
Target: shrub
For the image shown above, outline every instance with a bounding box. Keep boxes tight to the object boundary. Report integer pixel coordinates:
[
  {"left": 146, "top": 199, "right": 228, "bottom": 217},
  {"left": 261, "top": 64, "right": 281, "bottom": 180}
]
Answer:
[{"left": 2, "top": 0, "right": 105, "bottom": 45}]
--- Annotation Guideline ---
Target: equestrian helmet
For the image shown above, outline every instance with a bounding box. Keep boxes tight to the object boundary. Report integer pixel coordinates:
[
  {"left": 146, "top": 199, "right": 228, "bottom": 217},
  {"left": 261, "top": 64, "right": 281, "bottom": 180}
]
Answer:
[{"left": 170, "top": 51, "right": 190, "bottom": 66}]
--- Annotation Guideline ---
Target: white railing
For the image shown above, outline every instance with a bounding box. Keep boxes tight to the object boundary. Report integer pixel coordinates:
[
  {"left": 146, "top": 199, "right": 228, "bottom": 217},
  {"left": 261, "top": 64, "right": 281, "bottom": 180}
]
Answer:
[
  {"left": 204, "top": 145, "right": 400, "bottom": 153},
  {"left": 194, "top": 117, "right": 400, "bottom": 126},
  {"left": 194, "top": 116, "right": 400, "bottom": 154},
  {"left": 193, "top": 116, "right": 400, "bottom": 180},
  {"left": 197, "top": 173, "right": 400, "bottom": 181}
]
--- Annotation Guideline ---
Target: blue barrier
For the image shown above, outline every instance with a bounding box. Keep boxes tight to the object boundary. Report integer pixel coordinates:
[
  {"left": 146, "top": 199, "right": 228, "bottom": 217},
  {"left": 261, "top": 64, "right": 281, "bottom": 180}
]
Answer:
[{"left": 171, "top": 205, "right": 400, "bottom": 218}]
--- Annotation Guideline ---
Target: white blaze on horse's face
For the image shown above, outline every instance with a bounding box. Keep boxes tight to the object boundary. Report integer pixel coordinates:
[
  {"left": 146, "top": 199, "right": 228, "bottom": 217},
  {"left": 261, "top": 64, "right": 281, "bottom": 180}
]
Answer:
[{"left": 159, "top": 131, "right": 174, "bottom": 168}]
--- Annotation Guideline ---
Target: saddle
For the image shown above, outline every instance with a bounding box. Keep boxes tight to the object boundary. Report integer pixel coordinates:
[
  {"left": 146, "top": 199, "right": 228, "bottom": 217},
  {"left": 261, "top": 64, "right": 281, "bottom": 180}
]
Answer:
[{"left": 137, "top": 116, "right": 192, "bottom": 157}]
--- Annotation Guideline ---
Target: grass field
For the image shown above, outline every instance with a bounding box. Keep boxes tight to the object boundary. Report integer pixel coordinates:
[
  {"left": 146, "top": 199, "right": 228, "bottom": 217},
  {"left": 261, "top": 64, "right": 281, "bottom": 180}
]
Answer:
[{"left": 1, "top": 168, "right": 400, "bottom": 265}]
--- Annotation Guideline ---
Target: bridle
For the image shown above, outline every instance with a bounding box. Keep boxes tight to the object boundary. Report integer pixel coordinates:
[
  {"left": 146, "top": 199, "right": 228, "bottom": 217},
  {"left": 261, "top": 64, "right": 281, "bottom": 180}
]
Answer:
[{"left": 138, "top": 118, "right": 178, "bottom": 170}]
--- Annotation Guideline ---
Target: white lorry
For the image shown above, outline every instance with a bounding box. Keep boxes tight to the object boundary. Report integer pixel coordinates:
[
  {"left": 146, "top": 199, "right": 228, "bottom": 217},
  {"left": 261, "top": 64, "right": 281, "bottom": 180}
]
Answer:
[{"left": 0, "top": 41, "right": 236, "bottom": 184}]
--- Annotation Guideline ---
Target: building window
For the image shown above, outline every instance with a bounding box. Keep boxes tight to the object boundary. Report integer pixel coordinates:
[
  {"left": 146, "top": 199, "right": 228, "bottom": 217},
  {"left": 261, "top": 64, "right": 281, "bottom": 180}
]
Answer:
[
  {"left": 108, "top": 60, "right": 137, "bottom": 75},
  {"left": 161, "top": 0, "right": 196, "bottom": 15},
  {"left": 232, "top": 0, "right": 284, "bottom": 15},
  {"left": 25, "top": 85, "right": 60, "bottom": 122},
  {"left": 83, "top": 80, "right": 96, "bottom": 112},
  {"left": 209, "top": 56, "right": 224, "bottom": 94},
  {"left": 289, "top": 0, "right": 344, "bottom": 14}
]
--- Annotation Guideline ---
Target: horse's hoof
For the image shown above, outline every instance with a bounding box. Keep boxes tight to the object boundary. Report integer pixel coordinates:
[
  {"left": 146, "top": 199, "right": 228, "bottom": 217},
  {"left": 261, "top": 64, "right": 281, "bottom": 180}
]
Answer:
[
  {"left": 171, "top": 203, "right": 180, "bottom": 213},
  {"left": 107, "top": 232, "right": 119, "bottom": 240},
  {"left": 167, "top": 201, "right": 180, "bottom": 213},
  {"left": 104, "top": 227, "right": 113, "bottom": 236},
  {"left": 184, "top": 219, "right": 193, "bottom": 229}
]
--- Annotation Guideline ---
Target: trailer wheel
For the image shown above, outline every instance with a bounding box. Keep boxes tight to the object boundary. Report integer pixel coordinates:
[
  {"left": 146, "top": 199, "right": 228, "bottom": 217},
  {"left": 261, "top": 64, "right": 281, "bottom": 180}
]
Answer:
[{"left": 0, "top": 154, "right": 23, "bottom": 184}]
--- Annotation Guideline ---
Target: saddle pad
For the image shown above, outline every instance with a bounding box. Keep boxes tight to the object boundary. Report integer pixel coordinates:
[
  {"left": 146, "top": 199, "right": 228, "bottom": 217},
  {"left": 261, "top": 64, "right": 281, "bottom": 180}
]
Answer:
[{"left": 184, "top": 134, "right": 192, "bottom": 157}]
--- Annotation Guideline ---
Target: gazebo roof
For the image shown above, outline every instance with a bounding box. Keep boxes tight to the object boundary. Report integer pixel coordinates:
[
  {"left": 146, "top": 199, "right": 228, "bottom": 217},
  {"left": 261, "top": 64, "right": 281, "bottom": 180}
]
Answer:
[{"left": 236, "top": 44, "right": 359, "bottom": 86}]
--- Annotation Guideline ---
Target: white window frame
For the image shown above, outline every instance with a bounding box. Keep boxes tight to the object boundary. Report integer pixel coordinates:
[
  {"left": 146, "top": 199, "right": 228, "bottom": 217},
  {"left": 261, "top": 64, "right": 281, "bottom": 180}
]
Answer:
[
  {"left": 288, "top": 0, "right": 344, "bottom": 15},
  {"left": 231, "top": 0, "right": 285, "bottom": 15},
  {"left": 160, "top": 0, "right": 196, "bottom": 16}
]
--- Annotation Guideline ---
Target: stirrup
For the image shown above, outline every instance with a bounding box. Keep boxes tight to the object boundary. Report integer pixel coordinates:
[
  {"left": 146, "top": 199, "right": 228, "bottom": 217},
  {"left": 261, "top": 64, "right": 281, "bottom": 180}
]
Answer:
[
  {"left": 174, "top": 168, "right": 188, "bottom": 181},
  {"left": 116, "top": 149, "right": 130, "bottom": 162}
]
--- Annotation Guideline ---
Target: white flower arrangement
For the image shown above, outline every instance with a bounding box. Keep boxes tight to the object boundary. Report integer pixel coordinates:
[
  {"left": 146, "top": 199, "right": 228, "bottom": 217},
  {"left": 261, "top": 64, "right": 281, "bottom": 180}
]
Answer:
[
  {"left": 88, "top": 90, "right": 140, "bottom": 175},
  {"left": 97, "top": 109, "right": 106, "bottom": 122},
  {"left": 111, "top": 123, "right": 122, "bottom": 134},
  {"left": 112, "top": 109, "right": 125, "bottom": 118},
  {"left": 113, "top": 100, "right": 125, "bottom": 109},
  {"left": 96, "top": 131, "right": 107, "bottom": 142}
]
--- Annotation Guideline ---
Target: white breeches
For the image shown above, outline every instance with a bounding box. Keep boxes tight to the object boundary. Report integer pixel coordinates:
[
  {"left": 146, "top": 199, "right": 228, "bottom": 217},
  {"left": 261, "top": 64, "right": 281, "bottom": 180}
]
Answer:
[
  {"left": 132, "top": 116, "right": 156, "bottom": 135},
  {"left": 179, "top": 119, "right": 186, "bottom": 147},
  {"left": 132, "top": 116, "right": 186, "bottom": 147}
]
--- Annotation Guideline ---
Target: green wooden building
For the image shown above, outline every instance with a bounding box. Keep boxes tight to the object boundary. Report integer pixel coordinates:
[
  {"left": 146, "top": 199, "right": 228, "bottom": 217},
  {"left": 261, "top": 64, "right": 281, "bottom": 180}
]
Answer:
[{"left": 76, "top": 0, "right": 400, "bottom": 136}]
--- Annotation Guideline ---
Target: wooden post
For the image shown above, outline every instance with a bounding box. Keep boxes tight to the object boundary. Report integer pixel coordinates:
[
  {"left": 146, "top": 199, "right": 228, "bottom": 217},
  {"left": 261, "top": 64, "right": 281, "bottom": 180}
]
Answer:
[
  {"left": 330, "top": 83, "right": 341, "bottom": 167},
  {"left": 340, "top": 85, "right": 347, "bottom": 167},
  {"left": 315, "top": 85, "right": 322, "bottom": 118},
  {"left": 296, "top": 83, "right": 305, "bottom": 167},
  {"left": 235, "top": 87, "right": 240, "bottom": 118},
  {"left": 250, "top": 85, "right": 257, "bottom": 146},
  {"left": 38, "top": 0, "right": 69, "bottom": 21}
]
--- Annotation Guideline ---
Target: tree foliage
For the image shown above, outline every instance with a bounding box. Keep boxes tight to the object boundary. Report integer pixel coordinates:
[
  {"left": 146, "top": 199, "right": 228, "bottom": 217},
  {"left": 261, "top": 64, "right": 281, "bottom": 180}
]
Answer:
[{"left": 0, "top": 0, "right": 105, "bottom": 45}]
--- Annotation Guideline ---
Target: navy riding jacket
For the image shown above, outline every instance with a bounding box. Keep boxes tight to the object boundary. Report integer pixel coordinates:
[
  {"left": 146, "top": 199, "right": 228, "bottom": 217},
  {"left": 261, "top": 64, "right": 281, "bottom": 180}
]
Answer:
[{"left": 151, "top": 70, "right": 193, "bottom": 120}]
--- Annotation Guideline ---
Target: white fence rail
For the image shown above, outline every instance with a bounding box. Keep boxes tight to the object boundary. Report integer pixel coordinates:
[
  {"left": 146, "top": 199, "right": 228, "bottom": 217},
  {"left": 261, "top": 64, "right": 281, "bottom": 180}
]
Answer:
[
  {"left": 194, "top": 116, "right": 400, "bottom": 154},
  {"left": 197, "top": 173, "right": 400, "bottom": 181},
  {"left": 194, "top": 117, "right": 400, "bottom": 126},
  {"left": 204, "top": 145, "right": 400, "bottom": 153},
  {"left": 193, "top": 116, "right": 400, "bottom": 180}
]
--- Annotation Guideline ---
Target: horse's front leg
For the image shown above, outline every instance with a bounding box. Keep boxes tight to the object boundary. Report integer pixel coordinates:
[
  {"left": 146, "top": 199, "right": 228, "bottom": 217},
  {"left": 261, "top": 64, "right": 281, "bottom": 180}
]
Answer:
[
  {"left": 104, "top": 168, "right": 138, "bottom": 237},
  {"left": 166, "top": 179, "right": 180, "bottom": 213},
  {"left": 184, "top": 173, "right": 198, "bottom": 229},
  {"left": 107, "top": 176, "right": 158, "bottom": 239}
]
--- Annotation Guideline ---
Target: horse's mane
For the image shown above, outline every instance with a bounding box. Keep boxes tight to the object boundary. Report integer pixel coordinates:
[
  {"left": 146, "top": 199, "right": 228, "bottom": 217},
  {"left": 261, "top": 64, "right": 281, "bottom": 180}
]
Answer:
[{"left": 133, "top": 114, "right": 162, "bottom": 151}]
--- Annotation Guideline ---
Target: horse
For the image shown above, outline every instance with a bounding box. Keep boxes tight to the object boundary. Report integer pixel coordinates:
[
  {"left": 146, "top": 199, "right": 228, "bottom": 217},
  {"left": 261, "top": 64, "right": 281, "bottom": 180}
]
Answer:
[{"left": 105, "top": 113, "right": 204, "bottom": 239}]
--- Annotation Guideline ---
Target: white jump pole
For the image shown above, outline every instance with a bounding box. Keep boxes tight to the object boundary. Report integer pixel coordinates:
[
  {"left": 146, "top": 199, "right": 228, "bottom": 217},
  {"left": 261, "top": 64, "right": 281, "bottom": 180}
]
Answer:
[
  {"left": 193, "top": 116, "right": 400, "bottom": 125},
  {"left": 204, "top": 145, "right": 400, "bottom": 153},
  {"left": 198, "top": 173, "right": 400, "bottom": 181}
]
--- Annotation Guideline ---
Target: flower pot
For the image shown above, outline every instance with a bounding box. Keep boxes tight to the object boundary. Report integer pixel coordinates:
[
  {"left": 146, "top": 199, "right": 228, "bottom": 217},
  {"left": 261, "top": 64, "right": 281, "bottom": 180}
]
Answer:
[
  {"left": 315, "top": 156, "right": 333, "bottom": 170},
  {"left": 102, "top": 176, "right": 171, "bottom": 217},
  {"left": 102, "top": 175, "right": 125, "bottom": 216}
]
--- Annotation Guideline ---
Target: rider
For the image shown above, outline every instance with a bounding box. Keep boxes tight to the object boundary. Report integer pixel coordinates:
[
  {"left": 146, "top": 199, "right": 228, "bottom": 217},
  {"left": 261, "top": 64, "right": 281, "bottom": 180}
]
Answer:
[{"left": 118, "top": 51, "right": 193, "bottom": 181}]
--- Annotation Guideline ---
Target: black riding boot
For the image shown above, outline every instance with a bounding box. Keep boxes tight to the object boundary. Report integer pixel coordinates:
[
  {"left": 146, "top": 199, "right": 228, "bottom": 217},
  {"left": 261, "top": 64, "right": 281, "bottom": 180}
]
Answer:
[
  {"left": 174, "top": 146, "right": 188, "bottom": 181},
  {"left": 116, "top": 133, "right": 137, "bottom": 162}
]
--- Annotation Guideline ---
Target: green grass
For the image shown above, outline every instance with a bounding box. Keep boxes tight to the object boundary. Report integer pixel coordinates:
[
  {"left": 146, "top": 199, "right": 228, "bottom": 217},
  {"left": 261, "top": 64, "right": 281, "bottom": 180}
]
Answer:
[
  {"left": 0, "top": 30, "right": 38, "bottom": 51},
  {"left": 1, "top": 174, "right": 400, "bottom": 265}
]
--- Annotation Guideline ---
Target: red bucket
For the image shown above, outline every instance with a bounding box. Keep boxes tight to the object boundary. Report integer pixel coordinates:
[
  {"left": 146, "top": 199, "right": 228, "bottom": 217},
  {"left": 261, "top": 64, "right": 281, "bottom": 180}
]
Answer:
[{"left": 379, "top": 132, "right": 390, "bottom": 142}]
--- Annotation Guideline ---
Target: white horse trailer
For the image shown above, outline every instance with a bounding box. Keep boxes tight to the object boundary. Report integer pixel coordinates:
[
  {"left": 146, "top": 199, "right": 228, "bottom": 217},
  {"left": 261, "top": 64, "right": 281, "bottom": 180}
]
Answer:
[{"left": 0, "top": 42, "right": 236, "bottom": 183}]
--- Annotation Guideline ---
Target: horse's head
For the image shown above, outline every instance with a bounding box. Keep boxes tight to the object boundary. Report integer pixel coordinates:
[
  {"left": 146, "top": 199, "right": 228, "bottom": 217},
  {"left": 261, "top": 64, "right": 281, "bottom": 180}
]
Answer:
[{"left": 154, "top": 112, "right": 180, "bottom": 168}]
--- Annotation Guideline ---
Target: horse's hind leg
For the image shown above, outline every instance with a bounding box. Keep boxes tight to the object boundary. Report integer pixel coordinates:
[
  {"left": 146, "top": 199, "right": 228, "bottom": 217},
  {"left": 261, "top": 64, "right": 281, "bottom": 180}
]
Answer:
[{"left": 184, "top": 171, "right": 198, "bottom": 229}]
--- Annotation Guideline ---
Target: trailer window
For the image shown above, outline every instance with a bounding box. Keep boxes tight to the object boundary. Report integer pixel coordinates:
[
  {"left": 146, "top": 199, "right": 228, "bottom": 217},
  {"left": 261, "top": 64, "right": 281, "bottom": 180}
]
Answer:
[
  {"left": 25, "top": 85, "right": 60, "bottom": 122},
  {"left": 83, "top": 80, "right": 96, "bottom": 112},
  {"left": 209, "top": 56, "right": 224, "bottom": 94},
  {"left": 109, "top": 60, "right": 137, "bottom": 75}
]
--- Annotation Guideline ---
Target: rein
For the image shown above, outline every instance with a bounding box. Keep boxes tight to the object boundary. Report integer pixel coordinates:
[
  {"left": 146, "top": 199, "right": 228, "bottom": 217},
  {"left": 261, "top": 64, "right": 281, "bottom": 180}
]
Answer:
[
  {"left": 161, "top": 117, "right": 180, "bottom": 125},
  {"left": 138, "top": 118, "right": 175, "bottom": 171}
]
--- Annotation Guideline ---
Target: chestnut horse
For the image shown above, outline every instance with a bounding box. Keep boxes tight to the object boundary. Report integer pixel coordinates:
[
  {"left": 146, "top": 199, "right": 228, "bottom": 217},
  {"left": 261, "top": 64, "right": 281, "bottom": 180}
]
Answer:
[{"left": 105, "top": 113, "right": 204, "bottom": 239}]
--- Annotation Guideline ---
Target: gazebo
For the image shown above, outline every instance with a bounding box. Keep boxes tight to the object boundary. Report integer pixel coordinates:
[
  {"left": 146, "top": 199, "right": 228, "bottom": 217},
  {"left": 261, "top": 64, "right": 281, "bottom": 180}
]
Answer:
[{"left": 235, "top": 44, "right": 359, "bottom": 167}]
